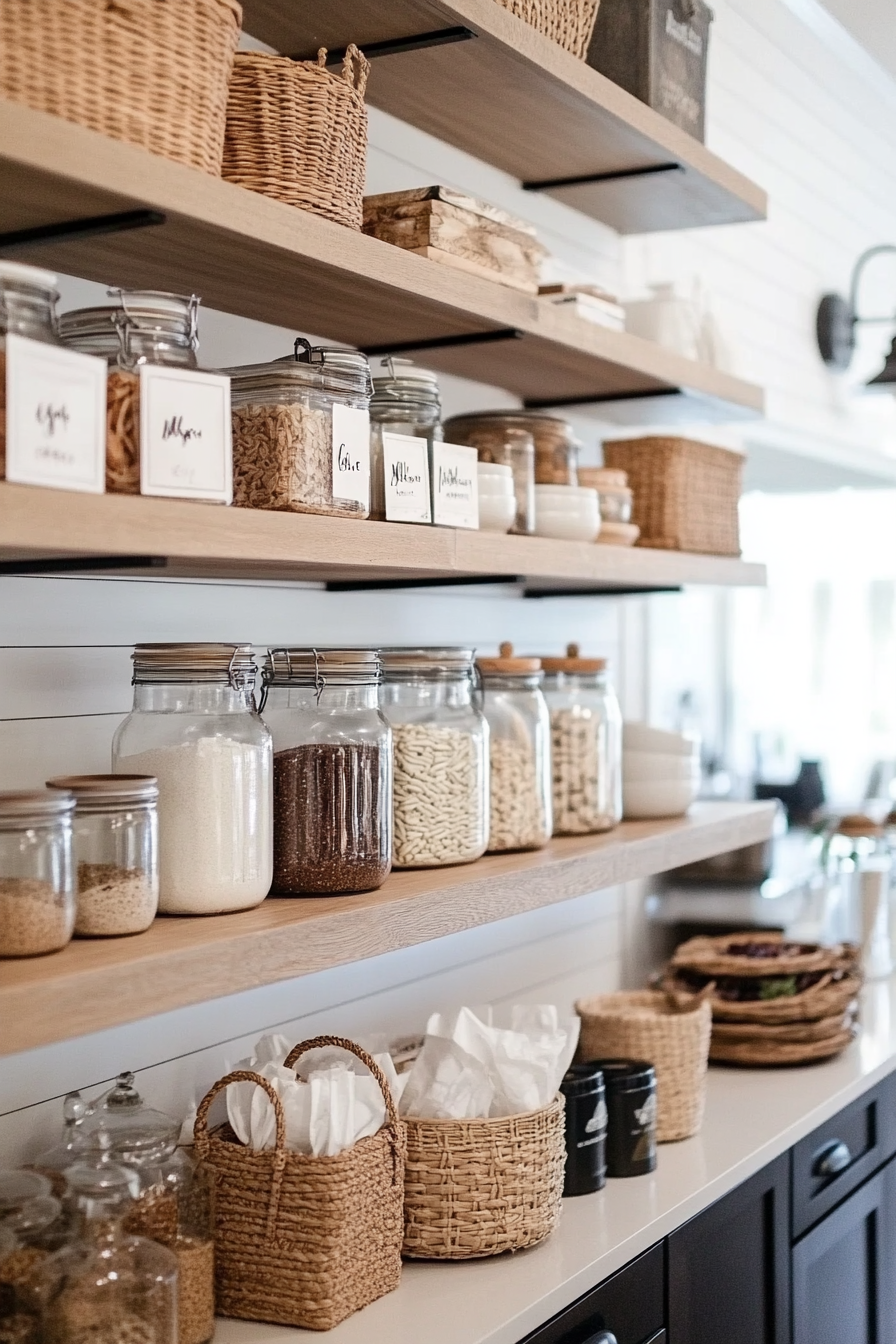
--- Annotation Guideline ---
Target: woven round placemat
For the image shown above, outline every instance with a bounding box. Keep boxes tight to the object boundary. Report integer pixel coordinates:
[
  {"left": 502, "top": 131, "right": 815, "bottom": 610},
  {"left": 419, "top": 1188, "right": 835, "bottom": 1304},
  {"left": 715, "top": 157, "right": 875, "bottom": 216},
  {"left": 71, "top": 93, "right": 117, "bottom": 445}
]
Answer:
[
  {"left": 495, "top": 0, "right": 600, "bottom": 58},
  {"left": 709, "top": 1027, "right": 856, "bottom": 1067},
  {"left": 660, "top": 969, "right": 862, "bottom": 1025},
  {"left": 668, "top": 932, "right": 854, "bottom": 979}
]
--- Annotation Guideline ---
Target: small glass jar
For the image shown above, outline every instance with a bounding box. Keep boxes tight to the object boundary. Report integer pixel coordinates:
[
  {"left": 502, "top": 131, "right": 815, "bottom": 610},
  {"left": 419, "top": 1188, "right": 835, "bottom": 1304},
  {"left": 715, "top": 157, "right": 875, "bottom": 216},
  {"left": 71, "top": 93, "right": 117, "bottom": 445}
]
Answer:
[
  {"left": 578, "top": 467, "right": 633, "bottom": 522},
  {"left": 59, "top": 290, "right": 200, "bottom": 495},
  {"left": 0, "top": 262, "right": 63, "bottom": 481},
  {"left": 541, "top": 645, "right": 622, "bottom": 834},
  {"left": 228, "top": 339, "right": 372, "bottom": 517},
  {"left": 112, "top": 644, "right": 273, "bottom": 915},
  {"left": 0, "top": 1170, "right": 62, "bottom": 1341},
  {"left": 45, "top": 776, "right": 159, "bottom": 938},
  {"left": 824, "top": 816, "right": 893, "bottom": 975},
  {"left": 0, "top": 791, "right": 75, "bottom": 957},
  {"left": 477, "top": 644, "right": 552, "bottom": 852},
  {"left": 443, "top": 413, "right": 535, "bottom": 535},
  {"left": 260, "top": 648, "right": 392, "bottom": 894},
  {"left": 369, "top": 358, "right": 442, "bottom": 521},
  {"left": 380, "top": 648, "right": 489, "bottom": 868}
]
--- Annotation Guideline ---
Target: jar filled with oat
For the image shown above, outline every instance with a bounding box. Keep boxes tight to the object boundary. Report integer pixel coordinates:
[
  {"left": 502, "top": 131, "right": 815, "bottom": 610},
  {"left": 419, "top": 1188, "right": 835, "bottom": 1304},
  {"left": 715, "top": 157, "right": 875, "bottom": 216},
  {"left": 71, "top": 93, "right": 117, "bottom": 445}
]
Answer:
[
  {"left": 369, "top": 357, "right": 442, "bottom": 520},
  {"left": 0, "top": 791, "right": 75, "bottom": 958},
  {"left": 228, "top": 338, "right": 373, "bottom": 517},
  {"left": 541, "top": 645, "right": 622, "bottom": 835},
  {"left": 260, "top": 648, "right": 392, "bottom": 894},
  {"left": 380, "top": 648, "right": 489, "bottom": 868},
  {"left": 442, "top": 411, "right": 536, "bottom": 535},
  {"left": 45, "top": 776, "right": 159, "bottom": 939},
  {"left": 477, "top": 644, "right": 552, "bottom": 853},
  {"left": 0, "top": 261, "right": 64, "bottom": 480}
]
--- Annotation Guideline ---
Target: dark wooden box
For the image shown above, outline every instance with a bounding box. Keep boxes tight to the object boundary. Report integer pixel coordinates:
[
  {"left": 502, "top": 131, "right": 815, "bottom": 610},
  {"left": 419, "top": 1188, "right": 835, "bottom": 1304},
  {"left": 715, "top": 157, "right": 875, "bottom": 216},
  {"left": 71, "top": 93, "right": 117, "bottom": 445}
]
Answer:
[{"left": 586, "top": 0, "right": 713, "bottom": 142}]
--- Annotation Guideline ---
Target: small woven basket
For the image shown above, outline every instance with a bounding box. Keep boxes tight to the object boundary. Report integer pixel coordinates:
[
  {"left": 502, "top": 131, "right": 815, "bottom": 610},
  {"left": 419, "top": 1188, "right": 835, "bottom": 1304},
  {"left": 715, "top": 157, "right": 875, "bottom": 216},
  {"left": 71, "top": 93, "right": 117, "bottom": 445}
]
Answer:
[
  {"left": 222, "top": 48, "right": 369, "bottom": 230},
  {"left": 575, "top": 990, "right": 711, "bottom": 1142},
  {"left": 0, "top": 0, "right": 241, "bottom": 174},
  {"left": 661, "top": 969, "right": 863, "bottom": 1025},
  {"left": 402, "top": 1096, "right": 565, "bottom": 1259},
  {"left": 194, "top": 1035, "right": 405, "bottom": 1331},
  {"left": 602, "top": 436, "right": 743, "bottom": 556},
  {"left": 495, "top": 0, "right": 600, "bottom": 58}
]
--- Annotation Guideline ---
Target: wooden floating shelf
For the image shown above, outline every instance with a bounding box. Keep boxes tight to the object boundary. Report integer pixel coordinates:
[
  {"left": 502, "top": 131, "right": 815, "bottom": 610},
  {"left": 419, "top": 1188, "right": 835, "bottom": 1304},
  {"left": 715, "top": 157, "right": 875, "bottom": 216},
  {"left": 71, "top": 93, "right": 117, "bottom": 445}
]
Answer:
[
  {"left": 0, "top": 101, "right": 763, "bottom": 422},
  {"left": 241, "top": 0, "right": 768, "bottom": 234},
  {"left": 0, "top": 802, "right": 776, "bottom": 1054},
  {"left": 0, "top": 483, "right": 767, "bottom": 590}
]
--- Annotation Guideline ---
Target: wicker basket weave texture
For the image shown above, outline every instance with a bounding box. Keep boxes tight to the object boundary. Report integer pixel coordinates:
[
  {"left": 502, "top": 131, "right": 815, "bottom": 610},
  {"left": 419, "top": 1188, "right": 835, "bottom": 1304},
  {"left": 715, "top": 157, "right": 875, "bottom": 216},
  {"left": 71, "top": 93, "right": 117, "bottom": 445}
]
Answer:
[
  {"left": 602, "top": 436, "right": 743, "bottom": 556},
  {"left": 575, "top": 990, "right": 711, "bottom": 1142},
  {"left": 0, "top": 0, "right": 241, "bottom": 174},
  {"left": 662, "top": 969, "right": 863, "bottom": 1025},
  {"left": 495, "top": 0, "right": 601, "bottom": 58},
  {"left": 222, "top": 48, "right": 369, "bottom": 230},
  {"left": 194, "top": 1036, "right": 405, "bottom": 1331},
  {"left": 402, "top": 1096, "right": 565, "bottom": 1260}
]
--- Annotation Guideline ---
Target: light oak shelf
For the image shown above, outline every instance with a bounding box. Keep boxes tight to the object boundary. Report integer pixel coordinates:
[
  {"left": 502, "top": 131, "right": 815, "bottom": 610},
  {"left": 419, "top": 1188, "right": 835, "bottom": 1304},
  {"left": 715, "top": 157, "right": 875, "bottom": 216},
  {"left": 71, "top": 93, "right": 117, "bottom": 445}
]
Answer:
[
  {"left": 0, "top": 101, "right": 763, "bottom": 421},
  {"left": 0, "top": 802, "right": 776, "bottom": 1055},
  {"left": 242, "top": 0, "right": 768, "bottom": 235},
  {"left": 0, "top": 483, "right": 767, "bottom": 590}
]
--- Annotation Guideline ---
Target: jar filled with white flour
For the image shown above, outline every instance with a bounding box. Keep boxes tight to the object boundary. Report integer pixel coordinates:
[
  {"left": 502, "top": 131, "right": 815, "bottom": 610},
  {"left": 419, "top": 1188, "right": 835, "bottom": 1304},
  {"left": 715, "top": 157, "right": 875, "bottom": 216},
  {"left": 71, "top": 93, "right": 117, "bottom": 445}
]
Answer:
[
  {"left": 380, "top": 648, "right": 489, "bottom": 868},
  {"left": 477, "top": 644, "right": 552, "bottom": 853},
  {"left": 541, "top": 645, "right": 622, "bottom": 835},
  {"left": 112, "top": 644, "right": 273, "bottom": 914}
]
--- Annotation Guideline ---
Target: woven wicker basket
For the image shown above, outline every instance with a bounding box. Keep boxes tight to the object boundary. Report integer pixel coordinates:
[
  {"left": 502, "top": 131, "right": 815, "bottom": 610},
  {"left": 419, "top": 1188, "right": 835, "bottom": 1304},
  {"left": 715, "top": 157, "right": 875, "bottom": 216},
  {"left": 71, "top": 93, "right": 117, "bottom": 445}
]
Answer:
[
  {"left": 602, "top": 436, "right": 743, "bottom": 556},
  {"left": 194, "top": 1035, "right": 405, "bottom": 1330},
  {"left": 661, "top": 969, "right": 863, "bottom": 1025},
  {"left": 402, "top": 1096, "right": 565, "bottom": 1259},
  {"left": 575, "top": 990, "right": 711, "bottom": 1142},
  {"left": 709, "top": 1027, "right": 856, "bottom": 1067},
  {"left": 668, "top": 932, "right": 853, "bottom": 980},
  {"left": 222, "top": 48, "right": 369, "bottom": 230},
  {"left": 495, "top": 0, "right": 600, "bottom": 58},
  {"left": 0, "top": 0, "right": 241, "bottom": 174}
]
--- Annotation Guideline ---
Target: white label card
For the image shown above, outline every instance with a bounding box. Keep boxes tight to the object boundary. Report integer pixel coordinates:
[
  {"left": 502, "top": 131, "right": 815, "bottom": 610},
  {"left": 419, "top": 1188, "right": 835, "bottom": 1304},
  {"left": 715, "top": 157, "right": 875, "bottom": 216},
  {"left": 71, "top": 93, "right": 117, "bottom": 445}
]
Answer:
[
  {"left": 5, "top": 334, "right": 106, "bottom": 493},
  {"left": 382, "top": 432, "right": 432, "bottom": 524},
  {"left": 432, "top": 441, "right": 479, "bottom": 530},
  {"left": 332, "top": 403, "right": 370, "bottom": 507},
  {"left": 139, "top": 365, "right": 232, "bottom": 502}
]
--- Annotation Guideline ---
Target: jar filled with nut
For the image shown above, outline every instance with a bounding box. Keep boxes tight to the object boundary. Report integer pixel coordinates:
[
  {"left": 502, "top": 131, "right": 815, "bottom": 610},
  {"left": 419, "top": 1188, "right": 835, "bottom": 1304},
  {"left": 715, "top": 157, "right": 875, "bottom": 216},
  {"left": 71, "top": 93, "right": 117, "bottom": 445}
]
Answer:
[
  {"left": 228, "top": 339, "right": 372, "bottom": 517},
  {"left": 541, "top": 645, "right": 622, "bottom": 835},
  {"left": 380, "top": 648, "right": 489, "bottom": 868},
  {"left": 477, "top": 644, "right": 552, "bottom": 852},
  {"left": 0, "top": 791, "right": 75, "bottom": 958},
  {"left": 369, "top": 358, "right": 442, "bottom": 521}
]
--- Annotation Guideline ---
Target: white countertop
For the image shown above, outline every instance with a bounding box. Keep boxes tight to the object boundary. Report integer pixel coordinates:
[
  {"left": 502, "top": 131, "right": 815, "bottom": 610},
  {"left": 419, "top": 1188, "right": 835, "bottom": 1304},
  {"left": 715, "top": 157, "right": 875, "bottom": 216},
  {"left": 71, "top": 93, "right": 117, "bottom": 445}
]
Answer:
[{"left": 215, "top": 978, "right": 896, "bottom": 1344}]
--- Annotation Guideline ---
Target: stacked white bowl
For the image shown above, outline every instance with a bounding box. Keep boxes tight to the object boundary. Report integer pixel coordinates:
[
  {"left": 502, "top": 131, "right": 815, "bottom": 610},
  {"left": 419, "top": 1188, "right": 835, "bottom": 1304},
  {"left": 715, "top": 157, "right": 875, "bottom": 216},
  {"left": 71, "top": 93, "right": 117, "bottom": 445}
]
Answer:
[
  {"left": 622, "top": 723, "right": 701, "bottom": 819},
  {"left": 533, "top": 485, "right": 601, "bottom": 541},
  {"left": 477, "top": 461, "right": 517, "bottom": 533}
]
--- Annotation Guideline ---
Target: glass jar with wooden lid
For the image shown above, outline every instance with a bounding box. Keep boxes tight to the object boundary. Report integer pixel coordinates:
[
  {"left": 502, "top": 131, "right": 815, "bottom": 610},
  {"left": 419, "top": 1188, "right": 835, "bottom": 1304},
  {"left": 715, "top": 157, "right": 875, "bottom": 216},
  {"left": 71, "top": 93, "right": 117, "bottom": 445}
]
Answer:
[
  {"left": 477, "top": 643, "right": 552, "bottom": 852},
  {"left": 540, "top": 644, "right": 622, "bottom": 834},
  {"left": 0, "top": 790, "right": 76, "bottom": 958}
]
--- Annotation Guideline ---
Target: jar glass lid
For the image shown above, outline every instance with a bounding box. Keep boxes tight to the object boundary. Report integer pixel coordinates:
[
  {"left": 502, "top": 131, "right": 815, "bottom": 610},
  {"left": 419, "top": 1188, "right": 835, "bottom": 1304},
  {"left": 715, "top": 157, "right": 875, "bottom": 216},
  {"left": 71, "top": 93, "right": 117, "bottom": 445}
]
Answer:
[
  {"left": 79, "top": 1073, "right": 180, "bottom": 1165},
  {"left": 0, "top": 260, "right": 58, "bottom": 294},
  {"left": 131, "top": 643, "right": 257, "bottom": 689},
  {"left": 0, "top": 790, "right": 75, "bottom": 818},
  {"left": 380, "top": 647, "right": 476, "bottom": 680},
  {"left": 227, "top": 337, "right": 372, "bottom": 399},
  {"left": 371, "top": 357, "right": 440, "bottom": 400},
  {"left": 59, "top": 290, "right": 199, "bottom": 350},
  {"left": 262, "top": 648, "right": 382, "bottom": 688},
  {"left": 46, "top": 775, "right": 159, "bottom": 804}
]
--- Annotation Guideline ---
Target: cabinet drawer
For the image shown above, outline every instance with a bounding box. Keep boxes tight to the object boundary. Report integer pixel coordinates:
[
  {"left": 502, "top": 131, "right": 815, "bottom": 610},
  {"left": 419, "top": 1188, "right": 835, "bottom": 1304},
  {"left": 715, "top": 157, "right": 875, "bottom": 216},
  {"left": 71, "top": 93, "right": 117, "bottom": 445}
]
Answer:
[
  {"left": 792, "top": 1070, "right": 896, "bottom": 1238},
  {"left": 518, "top": 1242, "right": 664, "bottom": 1344}
]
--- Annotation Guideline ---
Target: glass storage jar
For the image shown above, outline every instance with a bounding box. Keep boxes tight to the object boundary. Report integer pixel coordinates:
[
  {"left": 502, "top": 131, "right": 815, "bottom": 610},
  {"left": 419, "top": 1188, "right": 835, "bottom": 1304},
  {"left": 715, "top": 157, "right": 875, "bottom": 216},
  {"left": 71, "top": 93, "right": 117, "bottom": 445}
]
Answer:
[
  {"left": 45, "top": 775, "right": 159, "bottom": 938},
  {"left": 577, "top": 467, "right": 633, "bottom": 523},
  {"left": 260, "top": 648, "right": 392, "bottom": 894},
  {"left": 380, "top": 648, "right": 489, "bottom": 868},
  {"left": 112, "top": 644, "right": 273, "bottom": 914},
  {"left": 369, "top": 358, "right": 442, "bottom": 520},
  {"left": 823, "top": 815, "right": 893, "bottom": 975},
  {"left": 0, "top": 791, "right": 75, "bottom": 957},
  {"left": 541, "top": 645, "right": 622, "bottom": 834},
  {"left": 0, "top": 1170, "right": 62, "bottom": 1341},
  {"left": 0, "top": 262, "right": 63, "bottom": 480},
  {"left": 228, "top": 338, "right": 372, "bottom": 517},
  {"left": 58, "top": 290, "right": 200, "bottom": 495},
  {"left": 477, "top": 644, "right": 551, "bottom": 852},
  {"left": 443, "top": 412, "right": 535, "bottom": 535}
]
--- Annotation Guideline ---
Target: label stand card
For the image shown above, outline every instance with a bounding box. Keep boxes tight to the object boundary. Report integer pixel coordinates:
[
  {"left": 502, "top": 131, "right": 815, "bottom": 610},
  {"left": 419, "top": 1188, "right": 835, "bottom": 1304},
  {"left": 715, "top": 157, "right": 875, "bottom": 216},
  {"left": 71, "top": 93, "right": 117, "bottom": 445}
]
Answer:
[
  {"left": 5, "top": 334, "right": 106, "bottom": 493},
  {"left": 332, "top": 403, "right": 371, "bottom": 508},
  {"left": 139, "top": 365, "right": 232, "bottom": 502},
  {"left": 382, "top": 432, "right": 432, "bottom": 524},
  {"left": 432, "top": 441, "right": 479, "bottom": 529}
]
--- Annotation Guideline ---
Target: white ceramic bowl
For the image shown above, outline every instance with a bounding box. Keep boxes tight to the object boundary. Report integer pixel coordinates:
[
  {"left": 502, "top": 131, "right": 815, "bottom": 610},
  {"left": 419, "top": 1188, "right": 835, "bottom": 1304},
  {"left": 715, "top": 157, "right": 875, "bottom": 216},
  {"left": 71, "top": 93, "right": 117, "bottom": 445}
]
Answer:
[
  {"left": 478, "top": 491, "right": 517, "bottom": 533},
  {"left": 623, "top": 777, "right": 699, "bottom": 819},
  {"left": 623, "top": 722, "right": 700, "bottom": 758},
  {"left": 623, "top": 751, "right": 702, "bottom": 783},
  {"left": 477, "top": 461, "right": 513, "bottom": 484},
  {"left": 534, "top": 485, "right": 601, "bottom": 542}
]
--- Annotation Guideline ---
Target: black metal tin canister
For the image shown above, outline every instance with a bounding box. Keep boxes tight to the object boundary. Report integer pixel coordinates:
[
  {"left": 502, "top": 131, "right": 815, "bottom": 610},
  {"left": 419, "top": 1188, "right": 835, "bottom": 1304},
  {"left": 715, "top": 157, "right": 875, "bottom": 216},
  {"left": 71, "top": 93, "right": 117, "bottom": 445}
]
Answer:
[
  {"left": 560, "top": 1063, "right": 607, "bottom": 1196},
  {"left": 590, "top": 1059, "right": 657, "bottom": 1178}
]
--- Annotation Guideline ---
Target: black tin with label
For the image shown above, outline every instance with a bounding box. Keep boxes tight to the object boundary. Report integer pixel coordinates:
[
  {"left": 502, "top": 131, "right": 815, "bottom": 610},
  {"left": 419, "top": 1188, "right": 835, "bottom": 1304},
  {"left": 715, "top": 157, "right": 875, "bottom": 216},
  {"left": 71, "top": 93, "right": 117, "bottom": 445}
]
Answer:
[
  {"left": 590, "top": 1059, "right": 657, "bottom": 1178},
  {"left": 560, "top": 1062, "right": 607, "bottom": 1196}
]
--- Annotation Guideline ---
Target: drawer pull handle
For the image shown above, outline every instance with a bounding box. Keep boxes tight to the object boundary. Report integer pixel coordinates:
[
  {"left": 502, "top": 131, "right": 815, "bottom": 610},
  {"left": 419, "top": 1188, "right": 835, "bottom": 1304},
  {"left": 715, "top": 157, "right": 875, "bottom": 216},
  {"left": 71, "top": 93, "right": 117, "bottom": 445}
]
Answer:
[
  {"left": 813, "top": 1139, "right": 853, "bottom": 1178},
  {"left": 583, "top": 1334, "right": 618, "bottom": 1344}
]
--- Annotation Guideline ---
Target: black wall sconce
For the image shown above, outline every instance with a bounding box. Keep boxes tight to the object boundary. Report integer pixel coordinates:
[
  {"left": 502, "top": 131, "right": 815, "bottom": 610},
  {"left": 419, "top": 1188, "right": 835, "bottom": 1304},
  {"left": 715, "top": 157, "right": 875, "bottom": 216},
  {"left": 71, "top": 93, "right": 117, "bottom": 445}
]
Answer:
[{"left": 816, "top": 244, "right": 896, "bottom": 387}]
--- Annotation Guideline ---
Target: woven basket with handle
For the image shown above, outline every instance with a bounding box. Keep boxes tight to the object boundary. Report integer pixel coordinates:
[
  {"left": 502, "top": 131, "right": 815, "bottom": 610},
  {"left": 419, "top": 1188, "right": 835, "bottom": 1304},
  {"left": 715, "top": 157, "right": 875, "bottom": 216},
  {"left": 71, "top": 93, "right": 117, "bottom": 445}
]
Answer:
[
  {"left": 194, "top": 1035, "right": 405, "bottom": 1331},
  {"left": 495, "top": 0, "right": 600, "bottom": 58},
  {"left": 575, "top": 990, "right": 711, "bottom": 1142},
  {"left": 222, "top": 48, "right": 370, "bottom": 230},
  {"left": 402, "top": 1095, "right": 565, "bottom": 1259},
  {"left": 0, "top": 0, "right": 241, "bottom": 174}
]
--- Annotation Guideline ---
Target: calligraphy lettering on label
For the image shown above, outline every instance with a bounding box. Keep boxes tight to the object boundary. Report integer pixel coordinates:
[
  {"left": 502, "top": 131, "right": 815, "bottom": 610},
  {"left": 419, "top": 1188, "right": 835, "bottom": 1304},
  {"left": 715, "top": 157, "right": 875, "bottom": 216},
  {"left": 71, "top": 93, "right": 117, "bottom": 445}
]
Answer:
[
  {"left": 337, "top": 442, "right": 361, "bottom": 472},
  {"left": 438, "top": 464, "right": 472, "bottom": 493},
  {"left": 390, "top": 460, "right": 422, "bottom": 486},
  {"left": 35, "top": 403, "right": 71, "bottom": 437},
  {"left": 162, "top": 415, "right": 203, "bottom": 445}
]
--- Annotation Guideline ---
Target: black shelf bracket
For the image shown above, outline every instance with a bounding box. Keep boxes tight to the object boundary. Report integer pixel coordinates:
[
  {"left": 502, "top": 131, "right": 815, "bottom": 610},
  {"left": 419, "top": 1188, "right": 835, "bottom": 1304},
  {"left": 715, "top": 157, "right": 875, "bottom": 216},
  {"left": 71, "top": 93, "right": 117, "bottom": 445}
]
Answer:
[
  {"left": 363, "top": 328, "right": 523, "bottom": 358},
  {"left": 524, "top": 388, "right": 675, "bottom": 411},
  {"left": 0, "top": 556, "right": 167, "bottom": 576},
  {"left": 523, "top": 163, "right": 683, "bottom": 193},
  {"left": 326, "top": 574, "right": 520, "bottom": 593},
  {"left": 525, "top": 585, "right": 682, "bottom": 598},
  {"left": 291, "top": 27, "right": 477, "bottom": 65},
  {"left": 0, "top": 209, "right": 166, "bottom": 254}
]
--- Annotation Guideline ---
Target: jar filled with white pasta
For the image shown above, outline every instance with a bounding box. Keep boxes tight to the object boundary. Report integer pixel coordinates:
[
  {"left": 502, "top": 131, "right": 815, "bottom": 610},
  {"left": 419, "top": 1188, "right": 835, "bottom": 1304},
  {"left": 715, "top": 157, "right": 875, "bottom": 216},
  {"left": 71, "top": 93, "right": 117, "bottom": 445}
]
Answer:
[
  {"left": 541, "top": 644, "right": 622, "bottom": 835},
  {"left": 477, "top": 644, "right": 552, "bottom": 853}
]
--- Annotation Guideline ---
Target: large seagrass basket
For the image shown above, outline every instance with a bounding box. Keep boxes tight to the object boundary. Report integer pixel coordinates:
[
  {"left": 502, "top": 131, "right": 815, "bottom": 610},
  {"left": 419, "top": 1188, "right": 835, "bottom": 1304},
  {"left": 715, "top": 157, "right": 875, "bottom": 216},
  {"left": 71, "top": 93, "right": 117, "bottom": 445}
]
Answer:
[{"left": 495, "top": 0, "right": 600, "bottom": 58}]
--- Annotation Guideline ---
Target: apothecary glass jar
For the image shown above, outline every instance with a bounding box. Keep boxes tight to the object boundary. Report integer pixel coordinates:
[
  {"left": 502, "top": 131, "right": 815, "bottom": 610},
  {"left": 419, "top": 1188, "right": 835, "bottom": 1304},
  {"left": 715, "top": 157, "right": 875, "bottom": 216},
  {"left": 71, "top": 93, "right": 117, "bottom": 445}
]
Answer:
[
  {"left": 112, "top": 644, "right": 273, "bottom": 914},
  {"left": 0, "top": 791, "right": 75, "bottom": 957},
  {"left": 0, "top": 1170, "right": 62, "bottom": 1341},
  {"left": 260, "top": 648, "right": 392, "bottom": 894},
  {"left": 443, "top": 412, "right": 536, "bottom": 535},
  {"left": 477, "top": 644, "right": 552, "bottom": 853},
  {"left": 369, "top": 358, "right": 442, "bottom": 520},
  {"left": 45, "top": 775, "right": 159, "bottom": 938},
  {"left": 380, "top": 648, "right": 489, "bottom": 868},
  {"left": 0, "top": 262, "right": 63, "bottom": 480},
  {"left": 228, "top": 339, "right": 372, "bottom": 517},
  {"left": 541, "top": 645, "right": 622, "bottom": 835}
]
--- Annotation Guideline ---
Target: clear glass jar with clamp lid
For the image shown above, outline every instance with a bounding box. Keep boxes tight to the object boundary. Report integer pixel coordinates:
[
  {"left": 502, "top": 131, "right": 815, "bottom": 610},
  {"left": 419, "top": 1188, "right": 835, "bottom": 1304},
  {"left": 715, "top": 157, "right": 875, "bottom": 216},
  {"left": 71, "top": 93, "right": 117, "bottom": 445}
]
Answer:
[
  {"left": 369, "top": 357, "right": 442, "bottom": 521},
  {"left": 0, "top": 261, "right": 62, "bottom": 481}
]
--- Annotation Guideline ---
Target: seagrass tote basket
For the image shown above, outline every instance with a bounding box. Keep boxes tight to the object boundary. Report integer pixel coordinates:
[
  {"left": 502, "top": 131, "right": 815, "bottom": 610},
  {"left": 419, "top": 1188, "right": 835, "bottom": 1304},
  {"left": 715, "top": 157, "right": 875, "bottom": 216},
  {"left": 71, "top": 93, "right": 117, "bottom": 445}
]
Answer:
[
  {"left": 495, "top": 0, "right": 601, "bottom": 58},
  {"left": 222, "top": 47, "right": 370, "bottom": 230},
  {"left": 402, "top": 1095, "right": 566, "bottom": 1259},
  {"left": 575, "top": 990, "right": 711, "bottom": 1142},
  {"left": 194, "top": 1035, "right": 406, "bottom": 1331},
  {"left": 0, "top": 0, "right": 241, "bottom": 174}
]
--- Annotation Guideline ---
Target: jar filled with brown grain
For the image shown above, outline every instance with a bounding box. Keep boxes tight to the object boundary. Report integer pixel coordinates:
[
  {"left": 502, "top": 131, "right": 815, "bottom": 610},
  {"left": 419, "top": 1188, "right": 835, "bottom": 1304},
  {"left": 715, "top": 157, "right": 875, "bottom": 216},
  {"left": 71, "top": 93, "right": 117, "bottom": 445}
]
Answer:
[
  {"left": 0, "top": 261, "right": 64, "bottom": 480},
  {"left": 0, "top": 791, "right": 75, "bottom": 958}
]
